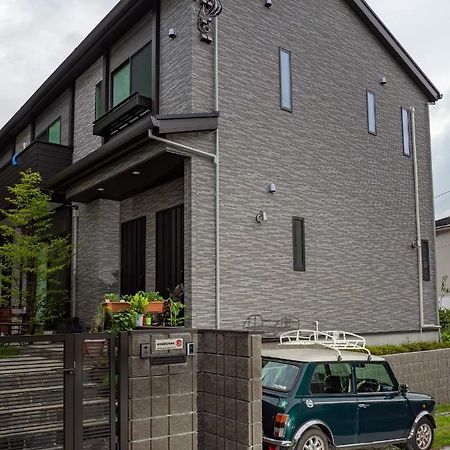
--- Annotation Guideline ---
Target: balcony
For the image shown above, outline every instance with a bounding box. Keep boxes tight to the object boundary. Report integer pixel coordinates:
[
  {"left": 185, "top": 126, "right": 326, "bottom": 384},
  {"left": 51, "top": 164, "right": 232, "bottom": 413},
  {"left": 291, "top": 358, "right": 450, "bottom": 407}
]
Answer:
[
  {"left": 0, "top": 141, "right": 73, "bottom": 211},
  {"left": 93, "top": 93, "right": 152, "bottom": 139}
]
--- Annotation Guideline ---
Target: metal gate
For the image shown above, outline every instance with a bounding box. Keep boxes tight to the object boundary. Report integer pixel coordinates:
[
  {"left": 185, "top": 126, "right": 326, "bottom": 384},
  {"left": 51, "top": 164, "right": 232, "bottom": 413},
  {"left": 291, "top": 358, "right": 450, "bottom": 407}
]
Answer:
[{"left": 0, "top": 333, "right": 117, "bottom": 450}]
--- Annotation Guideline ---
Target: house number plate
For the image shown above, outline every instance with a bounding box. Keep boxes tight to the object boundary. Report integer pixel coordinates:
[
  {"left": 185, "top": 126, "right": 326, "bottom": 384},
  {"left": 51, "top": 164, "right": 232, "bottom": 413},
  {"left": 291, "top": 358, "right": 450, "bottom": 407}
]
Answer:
[{"left": 155, "top": 338, "right": 184, "bottom": 351}]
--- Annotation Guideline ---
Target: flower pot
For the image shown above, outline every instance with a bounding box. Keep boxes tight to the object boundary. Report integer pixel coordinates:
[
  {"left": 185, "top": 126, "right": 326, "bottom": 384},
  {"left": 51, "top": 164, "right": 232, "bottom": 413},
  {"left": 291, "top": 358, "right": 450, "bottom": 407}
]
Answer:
[
  {"left": 136, "top": 314, "right": 144, "bottom": 327},
  {"left": 144, "top": 316, "right": 153, "bottom": 326},
  {"left": 102, "top": 301, "right": 131, "bottom": 313},
  {"left": 83, "top": 339, "right": 106, "bottom": 357},
  {"left": 145, "top": 302, "right": 165, "bottom": 314}
]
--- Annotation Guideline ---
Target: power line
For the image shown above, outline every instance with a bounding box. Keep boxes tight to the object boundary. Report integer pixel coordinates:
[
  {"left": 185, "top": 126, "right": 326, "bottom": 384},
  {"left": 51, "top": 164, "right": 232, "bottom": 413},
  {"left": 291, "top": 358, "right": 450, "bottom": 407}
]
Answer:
[{"left": 435, "top": 190, "right": 450, "bottom": 199}]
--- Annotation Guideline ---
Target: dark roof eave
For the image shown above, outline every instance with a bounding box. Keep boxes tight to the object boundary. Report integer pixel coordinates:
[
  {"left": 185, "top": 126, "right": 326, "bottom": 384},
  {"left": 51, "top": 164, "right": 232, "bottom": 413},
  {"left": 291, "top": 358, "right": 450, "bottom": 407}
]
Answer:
[{"left": 344, "top": 0, "right": 442, "bottom": 102}]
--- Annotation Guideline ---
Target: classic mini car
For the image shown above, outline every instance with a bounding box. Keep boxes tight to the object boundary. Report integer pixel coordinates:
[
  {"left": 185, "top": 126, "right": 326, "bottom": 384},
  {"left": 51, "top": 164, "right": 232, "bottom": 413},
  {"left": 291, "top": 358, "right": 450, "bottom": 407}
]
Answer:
[{"left": 262, "top": 329, "right": 436, "bottom": 450}]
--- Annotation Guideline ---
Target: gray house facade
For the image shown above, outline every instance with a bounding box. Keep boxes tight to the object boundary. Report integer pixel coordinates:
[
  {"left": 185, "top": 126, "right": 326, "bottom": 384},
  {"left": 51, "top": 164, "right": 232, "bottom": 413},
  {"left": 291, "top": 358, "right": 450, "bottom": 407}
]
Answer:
[{"left": 0, "top": 0, "right": 441, "bottom": 342}]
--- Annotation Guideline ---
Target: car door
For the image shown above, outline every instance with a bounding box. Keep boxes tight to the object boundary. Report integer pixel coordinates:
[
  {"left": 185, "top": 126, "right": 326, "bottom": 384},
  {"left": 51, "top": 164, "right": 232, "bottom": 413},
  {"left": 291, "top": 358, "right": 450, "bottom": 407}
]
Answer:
[
  {"left": 301, "top": 362, "right": 358, "bottom": 446},
  {"left": 355, "top": 361, "right": 409, "bottom": 444}
]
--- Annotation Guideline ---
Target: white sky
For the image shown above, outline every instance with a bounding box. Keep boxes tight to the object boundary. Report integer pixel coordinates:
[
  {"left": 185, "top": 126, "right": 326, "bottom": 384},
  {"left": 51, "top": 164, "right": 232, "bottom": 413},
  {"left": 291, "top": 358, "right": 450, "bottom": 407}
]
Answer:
[{"left": 0, "top": 0, "right": 448, "bottom": 218}]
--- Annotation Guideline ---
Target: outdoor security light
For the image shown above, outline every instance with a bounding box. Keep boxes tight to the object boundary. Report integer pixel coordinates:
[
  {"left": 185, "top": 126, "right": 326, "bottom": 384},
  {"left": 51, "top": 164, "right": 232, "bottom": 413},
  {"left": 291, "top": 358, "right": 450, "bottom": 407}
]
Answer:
[
  {"left": 265, "top": 0, "right": 272, "bottom": 7},
  {"left": 268, "top": 183, "right": 276, "bottom": 194},
  {"left": 256, "top": 211, "right": 268, "bottom": 223},
  {"left": 380, "top": 76, "right": 387, "bottom": 85},
  {"left": 169, "top": 28, "right": 177, "bottom": 39}
]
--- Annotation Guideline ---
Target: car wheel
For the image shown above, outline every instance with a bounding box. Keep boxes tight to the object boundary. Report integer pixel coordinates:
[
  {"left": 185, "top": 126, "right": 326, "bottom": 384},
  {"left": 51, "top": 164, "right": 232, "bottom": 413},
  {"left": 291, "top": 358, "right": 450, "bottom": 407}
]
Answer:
[
  {"left": 407, "top": 417, "right": 434, "bottom": 450},
  {"left": 296, "top": 427, "right": 329, "bottom": 450}
]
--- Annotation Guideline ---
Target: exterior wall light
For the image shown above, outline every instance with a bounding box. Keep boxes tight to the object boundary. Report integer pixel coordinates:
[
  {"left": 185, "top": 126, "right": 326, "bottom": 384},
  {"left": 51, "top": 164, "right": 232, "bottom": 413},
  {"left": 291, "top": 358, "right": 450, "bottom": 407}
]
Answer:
[
  {"left": 268, "top": 182, "right": 276, "bottom": 194},
  {"left": 380, "top": 76, "right": 387, "bottom": 85},
  {"left": 169, "top": 28, "right": 177, "bottom": 39},
  {"left": 265, "top": 0, "right": 272, "bottom": 7},
  {"left": 97, "top": 187, "right": 105, "bottom": 192},
  {"left": 256, "top": 211, "right": 268, "bottom": 223}
]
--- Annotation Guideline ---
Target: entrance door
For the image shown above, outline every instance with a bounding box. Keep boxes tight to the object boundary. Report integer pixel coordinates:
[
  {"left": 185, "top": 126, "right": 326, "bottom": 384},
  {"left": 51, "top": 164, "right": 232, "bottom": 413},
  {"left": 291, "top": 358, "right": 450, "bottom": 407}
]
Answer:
[
  {"left": 121, "top": 217, "right": 146, "bottom": 295},
  {"left": 156, "top": 205, "right": 184, "bottom": 298}
]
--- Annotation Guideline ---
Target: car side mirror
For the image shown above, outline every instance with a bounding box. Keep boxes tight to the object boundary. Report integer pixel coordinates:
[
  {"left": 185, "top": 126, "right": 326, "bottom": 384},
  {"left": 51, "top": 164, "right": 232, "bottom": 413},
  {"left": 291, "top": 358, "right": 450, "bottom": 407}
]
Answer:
[{"left": 399, "top": 384, "right": 408, "bottom": 395}]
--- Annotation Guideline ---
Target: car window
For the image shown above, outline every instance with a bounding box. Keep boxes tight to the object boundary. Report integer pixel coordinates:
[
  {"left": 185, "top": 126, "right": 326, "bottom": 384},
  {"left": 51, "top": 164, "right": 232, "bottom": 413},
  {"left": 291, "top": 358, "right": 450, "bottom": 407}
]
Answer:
[
  {"left": 309, "top": 363, "right": 352, "bottom": 394},
  {"left": 262, "top": 359, "right": 301, "bottom": 392},
  {"left": 355, "top": 362, "right": 397, "bottom": 393}
]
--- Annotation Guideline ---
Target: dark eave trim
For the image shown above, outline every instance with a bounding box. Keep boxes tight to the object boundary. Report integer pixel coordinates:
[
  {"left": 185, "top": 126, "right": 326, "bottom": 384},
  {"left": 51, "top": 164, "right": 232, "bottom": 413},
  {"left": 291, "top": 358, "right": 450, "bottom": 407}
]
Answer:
[
  {"left": 0, "top": 0, "right": 154, "bottom": 148},
  {"left": 47, "top": 112, "right": 219, "bottom": 191},
  {"left": 344, "top": 0, "right": 441, "bottom": 102}
]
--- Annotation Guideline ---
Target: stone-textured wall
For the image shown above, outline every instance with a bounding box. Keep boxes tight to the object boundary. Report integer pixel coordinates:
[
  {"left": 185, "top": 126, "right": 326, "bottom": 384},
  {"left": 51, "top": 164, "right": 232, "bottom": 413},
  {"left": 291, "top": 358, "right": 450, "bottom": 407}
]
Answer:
[
  {"left": 385, "top": 349, "right": 450, "bottom": 403},
  {"left": 126, "top": 330, "right": 262, "bottom": 450}
]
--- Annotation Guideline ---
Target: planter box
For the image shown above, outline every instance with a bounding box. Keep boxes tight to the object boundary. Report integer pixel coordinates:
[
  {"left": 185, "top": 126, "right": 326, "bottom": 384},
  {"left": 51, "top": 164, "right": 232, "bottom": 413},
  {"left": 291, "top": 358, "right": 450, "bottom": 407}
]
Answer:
[
  {"left": 102, "top": 301, "right": 131, "bottom": 313},
  {"left": 145, "top": 302, "right": 165, "bottom": 314}
]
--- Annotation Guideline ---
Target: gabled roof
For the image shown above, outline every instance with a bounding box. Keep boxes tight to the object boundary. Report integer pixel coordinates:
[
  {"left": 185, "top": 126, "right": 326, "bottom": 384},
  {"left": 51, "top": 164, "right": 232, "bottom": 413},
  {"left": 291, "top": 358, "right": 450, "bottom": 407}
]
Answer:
[
  {"left": 0, "top": 0, "right": 441, "bottom": 152},
  {"left": 344, "top": 0, "right": 441, "bottom": 102}
]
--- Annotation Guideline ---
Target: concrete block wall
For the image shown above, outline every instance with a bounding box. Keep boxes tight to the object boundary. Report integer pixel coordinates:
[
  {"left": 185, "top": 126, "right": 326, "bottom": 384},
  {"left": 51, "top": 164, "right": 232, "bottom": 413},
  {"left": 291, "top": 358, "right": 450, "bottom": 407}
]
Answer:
[
  {"left": 126, "top": 330, "right": 263, "bottom": 450},
  {"left": 198, "top": 331, "right": 263, "bottom": 450},
  {"left": 385, "top": 349, "right": 450, "bottom": 403}
]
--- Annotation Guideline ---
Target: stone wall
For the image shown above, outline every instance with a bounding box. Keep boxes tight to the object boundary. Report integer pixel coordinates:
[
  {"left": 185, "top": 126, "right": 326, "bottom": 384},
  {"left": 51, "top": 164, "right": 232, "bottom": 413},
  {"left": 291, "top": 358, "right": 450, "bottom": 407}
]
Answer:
[
  {"left": 126, "top": 330, "right": 262, "bottom": 450},
  {"left": 385, "top": 349, "right": 450, "bottom": 404}
]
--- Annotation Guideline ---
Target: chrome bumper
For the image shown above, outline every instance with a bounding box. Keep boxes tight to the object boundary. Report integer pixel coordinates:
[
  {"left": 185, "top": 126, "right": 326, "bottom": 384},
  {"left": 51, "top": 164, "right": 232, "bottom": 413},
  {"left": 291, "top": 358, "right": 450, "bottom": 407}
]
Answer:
[{"left": 263, "top": 436, "right": 293, "bottom": 448}]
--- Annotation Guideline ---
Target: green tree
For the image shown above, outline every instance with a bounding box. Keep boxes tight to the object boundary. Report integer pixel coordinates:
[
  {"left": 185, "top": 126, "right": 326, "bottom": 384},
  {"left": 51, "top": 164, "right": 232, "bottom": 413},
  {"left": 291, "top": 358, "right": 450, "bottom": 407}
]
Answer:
[{"left": 0, "top": 170, "right": 70, "bottom": 333}]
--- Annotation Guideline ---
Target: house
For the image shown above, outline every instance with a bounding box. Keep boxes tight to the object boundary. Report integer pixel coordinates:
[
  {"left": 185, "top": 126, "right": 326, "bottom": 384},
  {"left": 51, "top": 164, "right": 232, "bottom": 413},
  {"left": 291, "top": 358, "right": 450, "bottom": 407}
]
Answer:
[
  {"left": 0, "top": 0, "right": 441, "bottom": 342},
  {"left": 436, "top": 216, "right": 450, "bottom": 309}
]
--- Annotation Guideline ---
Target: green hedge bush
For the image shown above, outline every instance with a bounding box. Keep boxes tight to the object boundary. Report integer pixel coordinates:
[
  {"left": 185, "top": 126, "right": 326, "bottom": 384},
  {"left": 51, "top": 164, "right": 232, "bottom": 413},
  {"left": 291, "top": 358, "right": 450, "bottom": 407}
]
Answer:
[{"left": 368, "top": 341, "right": 450, "bottom": 356}]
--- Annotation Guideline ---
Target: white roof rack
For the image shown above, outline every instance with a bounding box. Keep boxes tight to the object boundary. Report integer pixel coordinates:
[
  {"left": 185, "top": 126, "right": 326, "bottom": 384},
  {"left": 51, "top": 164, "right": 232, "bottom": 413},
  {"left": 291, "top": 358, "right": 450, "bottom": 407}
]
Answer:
[{"left": 279, "top": 328, "right": 372, "bottom": 361}]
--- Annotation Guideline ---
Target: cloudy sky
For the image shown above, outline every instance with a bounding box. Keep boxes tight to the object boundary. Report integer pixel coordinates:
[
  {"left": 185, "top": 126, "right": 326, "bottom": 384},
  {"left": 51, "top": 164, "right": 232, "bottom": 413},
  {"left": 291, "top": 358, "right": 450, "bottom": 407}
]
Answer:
[{"left": 0, "top": 0, "right": 449, "bottom": 218}]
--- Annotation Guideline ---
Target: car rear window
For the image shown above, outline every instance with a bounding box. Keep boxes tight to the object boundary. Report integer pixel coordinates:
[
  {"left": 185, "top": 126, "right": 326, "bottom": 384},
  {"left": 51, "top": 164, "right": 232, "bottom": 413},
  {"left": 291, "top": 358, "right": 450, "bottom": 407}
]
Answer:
[{"left": 262, "top": 359, "right": 301, "bottom": 392}]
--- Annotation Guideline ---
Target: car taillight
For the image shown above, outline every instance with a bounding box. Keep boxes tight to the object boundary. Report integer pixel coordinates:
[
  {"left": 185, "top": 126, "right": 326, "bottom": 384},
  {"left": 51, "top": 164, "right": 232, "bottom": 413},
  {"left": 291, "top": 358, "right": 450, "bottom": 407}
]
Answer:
[
  {"left": 267, "top": 445, "right": 278, "bottom": 450},
  {"left": 273, "top": 413, "right": 289, "bottom": 438}
]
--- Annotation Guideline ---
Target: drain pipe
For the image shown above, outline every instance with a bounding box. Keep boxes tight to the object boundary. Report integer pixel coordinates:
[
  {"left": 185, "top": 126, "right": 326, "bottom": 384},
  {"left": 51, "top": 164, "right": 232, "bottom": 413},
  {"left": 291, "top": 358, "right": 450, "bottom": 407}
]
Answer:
[{"left": 70, "top": 204, "right": 79, "bottom": 318}]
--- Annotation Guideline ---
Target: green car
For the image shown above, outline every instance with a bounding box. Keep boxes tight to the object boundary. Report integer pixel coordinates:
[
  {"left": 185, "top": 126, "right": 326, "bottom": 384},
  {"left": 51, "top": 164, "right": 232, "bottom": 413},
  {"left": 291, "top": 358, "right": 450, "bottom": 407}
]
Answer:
[{"left": 262, "top": 337, "right": 435, "bottom": 450}]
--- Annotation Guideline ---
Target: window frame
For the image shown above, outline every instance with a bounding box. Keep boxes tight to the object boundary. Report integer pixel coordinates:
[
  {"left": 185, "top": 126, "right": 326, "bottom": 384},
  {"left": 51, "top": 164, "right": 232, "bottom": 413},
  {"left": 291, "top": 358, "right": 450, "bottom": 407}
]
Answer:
[
  {"left": 308, "top": 362, "right": 354, "bottom": 396},
  {"left": 401, "top": 107, "right": 412, "bottom": 157},
  {"left": 110, "top": 42, "right": 152, "bottom": 109},
  {"left": 293, "top": 217, "right": 305, "bottom": 272},
  {"left": 366, "top": 90, "right": 377, "bottom": 135},
  {"left": 279, "top": 48, "right": 293, "bottom": 113},
  {"left": 36, "top": 117, "right": 62, "bottom": 145},
  {"left": 421, "top": 239, "right": 431, "bottom": 282},
  {"left": 354, "top": 361, "right": 399, "bottom": 395}
]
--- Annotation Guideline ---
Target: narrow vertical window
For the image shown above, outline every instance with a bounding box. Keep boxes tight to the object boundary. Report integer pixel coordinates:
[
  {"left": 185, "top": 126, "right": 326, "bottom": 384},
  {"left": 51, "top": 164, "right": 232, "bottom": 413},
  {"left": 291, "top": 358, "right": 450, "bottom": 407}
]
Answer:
[
  {"left": 401, "top": 107, "right": 411, "bottom": 156},
  {"left": 112, "top": 62, "right": 131, "bottom": 107},
  {"left": 293, "top": 217, "right": 305, "bottom": 271},
  {"left": 279, "top": 48, "right": 292, "bottom": 112},
  {"left": 421, "top": 240, "right": 430, "bottom": 281},
  {"left": 367, "top": 90, "right": 377, "bottom": 135},
  {"left": 95, "top": 81, "right": 104, "bottom": 119},
  {"left": 47, "top": 118, "right": 61, "bottom": 144},
  {"left": 131, "top": 43, "right": 152, "bottom": 98}
]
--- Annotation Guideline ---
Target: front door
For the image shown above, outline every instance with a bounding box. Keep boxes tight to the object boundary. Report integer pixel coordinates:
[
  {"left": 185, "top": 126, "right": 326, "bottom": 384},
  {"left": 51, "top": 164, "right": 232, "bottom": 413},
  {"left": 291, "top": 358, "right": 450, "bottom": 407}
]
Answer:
[
  {"left": 156, "top": 205, "right": 184, "bottom": 298},
  {"left": 355, "top": 362, "right": 409, "bottom": 444},
  {"left": 121, "top": 217, "right": 146, "bottom": 295}
]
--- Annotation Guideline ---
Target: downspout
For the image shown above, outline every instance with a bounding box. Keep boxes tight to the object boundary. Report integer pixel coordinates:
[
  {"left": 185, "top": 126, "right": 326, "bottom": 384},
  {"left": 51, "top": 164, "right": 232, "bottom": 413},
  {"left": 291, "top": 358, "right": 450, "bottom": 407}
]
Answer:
[
  {"left": 214, "top": 18, "right": 220, "bottom": 329},
  {"left": 71, "top": 205, "right": 79, "bottom": 318}
]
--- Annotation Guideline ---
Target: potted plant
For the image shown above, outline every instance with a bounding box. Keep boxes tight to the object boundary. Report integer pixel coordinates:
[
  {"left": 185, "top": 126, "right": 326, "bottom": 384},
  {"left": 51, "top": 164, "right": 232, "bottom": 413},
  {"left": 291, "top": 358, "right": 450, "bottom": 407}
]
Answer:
[
  {"left": 143, "top": 314, "right": 153, "bottom": 326},
  {"left": 144, "top": 291, "right": 165, "bottom": 314},
  {"left": 130, "top": 292, "right": 149, "bottom": 327},
  {"left": 102, "top": 293, "right": 130, "bottom": 313}
]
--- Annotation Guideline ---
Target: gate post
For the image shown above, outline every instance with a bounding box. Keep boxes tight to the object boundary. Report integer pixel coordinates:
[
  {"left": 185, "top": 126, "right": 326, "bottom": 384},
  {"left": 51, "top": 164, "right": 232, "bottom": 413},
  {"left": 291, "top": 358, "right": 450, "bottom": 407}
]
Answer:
[{"left": 64, "top": 334, "right": 75, "bottom": 450}]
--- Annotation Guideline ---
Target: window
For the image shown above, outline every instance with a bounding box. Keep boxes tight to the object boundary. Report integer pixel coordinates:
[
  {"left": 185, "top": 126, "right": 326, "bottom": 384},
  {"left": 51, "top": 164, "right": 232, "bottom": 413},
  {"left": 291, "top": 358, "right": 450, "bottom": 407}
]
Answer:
[
  {"left": 309, "top": 363, "right": 352, "bottom": 394},
  {"left": 401, "top": 107, "right": 411, "bottom": 156},
  {"left": 111, "top": 43, "right": 152, "bottom": 108},
  {"left": 262, "top": 359, "right": 301, "bottom": 392},
  {"left": 422, "top": 239, "right": 430, "bottom": 281},
  {"left": 355, "top": 362, "right": 396, "bottom": 393},
  {"left": 37, "top": 118, "right": 61, "bottom": 145},
  {"left": 279, "top": 48, "right": 292, "bottom": 112},
  {"left": 367, "top": 90, "right": 377, "bottom": 135},
  {"left": 293, "top": 217, "right": 305, "bottom": 271},
  {"left": 95, "top": 81, "right": 104, "bottom": 119}
]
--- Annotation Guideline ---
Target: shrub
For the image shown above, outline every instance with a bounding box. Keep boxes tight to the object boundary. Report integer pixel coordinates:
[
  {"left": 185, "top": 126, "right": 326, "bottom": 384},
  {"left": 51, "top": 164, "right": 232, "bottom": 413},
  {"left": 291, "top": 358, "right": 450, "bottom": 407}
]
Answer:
[{"left": 368, "top": 341, "right": 450, "bottom": 356}]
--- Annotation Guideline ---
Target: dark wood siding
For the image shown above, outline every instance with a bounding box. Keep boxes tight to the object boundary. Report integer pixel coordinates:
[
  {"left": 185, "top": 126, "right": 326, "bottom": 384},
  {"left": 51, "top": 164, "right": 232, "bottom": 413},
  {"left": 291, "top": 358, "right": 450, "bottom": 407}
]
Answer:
[
  {"left": 156, "top": 205, "right": 184, "bottom": 299},
  {"left": 121, "top": 217, "right": 146, "bottom": 295}
]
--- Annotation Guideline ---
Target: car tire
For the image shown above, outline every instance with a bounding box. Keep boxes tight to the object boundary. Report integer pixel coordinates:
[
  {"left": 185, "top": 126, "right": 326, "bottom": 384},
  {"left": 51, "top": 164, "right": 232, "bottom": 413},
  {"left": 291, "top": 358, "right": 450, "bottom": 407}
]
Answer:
[
  {"left": 407, "top": 417, "right": 434, "bottom": 450},
  {"left": 296, "top": 427, "right": 330, "bottom": 450}
]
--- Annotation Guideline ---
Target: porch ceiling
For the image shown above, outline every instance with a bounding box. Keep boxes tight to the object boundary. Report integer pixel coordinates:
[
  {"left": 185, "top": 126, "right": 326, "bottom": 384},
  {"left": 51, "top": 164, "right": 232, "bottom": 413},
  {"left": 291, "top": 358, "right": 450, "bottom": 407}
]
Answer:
[{"left": 67, "top": 152, "right": 184, "bottom": 203}]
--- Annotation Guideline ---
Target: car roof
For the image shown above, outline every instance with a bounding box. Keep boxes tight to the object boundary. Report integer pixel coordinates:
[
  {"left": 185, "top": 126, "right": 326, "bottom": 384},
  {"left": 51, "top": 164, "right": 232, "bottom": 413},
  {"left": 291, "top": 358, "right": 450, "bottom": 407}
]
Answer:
[{"left": 262, "top": 346, "right": 385, "bottom": 363}]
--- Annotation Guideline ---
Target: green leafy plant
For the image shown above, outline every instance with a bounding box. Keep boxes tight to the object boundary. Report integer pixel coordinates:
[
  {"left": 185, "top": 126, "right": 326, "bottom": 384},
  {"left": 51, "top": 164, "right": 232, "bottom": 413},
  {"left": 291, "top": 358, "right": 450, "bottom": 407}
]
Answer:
[
  {"left": 130, "top": 291, "right": 149, "bottom": 314},
  {"left": 145, "top": 291, "right": 164, "bottom": 302},
  {"left": 439, "top": 275, "right": 450, "bottom": 310},
  {"left": 110, "top": 310, "right": 137, "bottom": 332},
  {"left": 104, "top": 293, "right": 120, "bottom": 302},
  {"left": 368, "top": 341, "right": 450, "bottom": 356},
  {"left": 0, "top": 170, "right": 71, "bottom": 333},
  {"left": 167, "top": 298, "right": 185, "bottom": 326}
]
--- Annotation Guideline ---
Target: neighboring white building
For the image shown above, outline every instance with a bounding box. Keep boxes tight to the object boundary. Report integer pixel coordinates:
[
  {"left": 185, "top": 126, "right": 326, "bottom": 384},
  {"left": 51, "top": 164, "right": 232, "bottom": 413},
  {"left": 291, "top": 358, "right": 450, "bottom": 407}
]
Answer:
[{"left": 436, "top": 216, "right": 450, "bottom": 309}]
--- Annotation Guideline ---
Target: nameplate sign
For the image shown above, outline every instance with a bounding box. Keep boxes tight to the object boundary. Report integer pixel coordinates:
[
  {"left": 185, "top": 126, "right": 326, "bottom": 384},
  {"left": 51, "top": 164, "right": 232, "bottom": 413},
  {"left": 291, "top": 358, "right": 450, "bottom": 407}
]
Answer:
[{"left": 155, "top": 338, "right": 184, "bottom": 351}]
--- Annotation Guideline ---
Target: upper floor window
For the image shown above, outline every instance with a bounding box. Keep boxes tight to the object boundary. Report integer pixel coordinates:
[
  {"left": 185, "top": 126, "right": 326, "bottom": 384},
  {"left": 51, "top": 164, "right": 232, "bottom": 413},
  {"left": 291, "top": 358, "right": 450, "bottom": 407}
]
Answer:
[
  {"left": 37, "top": 118, "right": 61, "bottom": 145},
  {"left": 95, "top": 81, "right": 104, "bottom": 119},
  {"left": 279, "top": 48, "right": 292, "bottom": 112},
  {"left": 401, "top": 107, "right": 411, "bottom": 156},
  {"left": 111, "top": 43, "right": 151, "bottom": 108},
  {"left": 367, "top": 90, "right": 377, "bottom": 135},
  {"left": 293, "top": 217, "right": 305, "bottom": 271},
  {"left": 422, "top": 239, "right": 430, "bottom": 281}
]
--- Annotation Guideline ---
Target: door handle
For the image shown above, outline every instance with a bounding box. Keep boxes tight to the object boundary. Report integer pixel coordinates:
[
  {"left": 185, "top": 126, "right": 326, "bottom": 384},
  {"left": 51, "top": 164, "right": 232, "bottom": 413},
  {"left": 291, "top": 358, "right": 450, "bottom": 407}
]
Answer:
[{"left": 358, "top": 403, "right": 370, "bottom": 408}]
